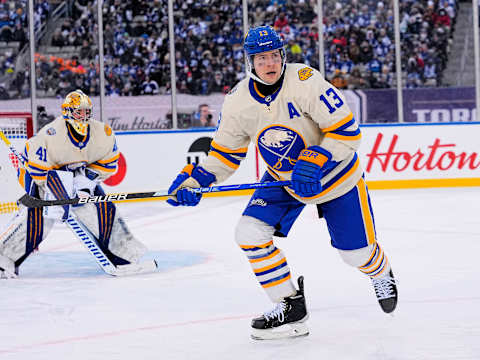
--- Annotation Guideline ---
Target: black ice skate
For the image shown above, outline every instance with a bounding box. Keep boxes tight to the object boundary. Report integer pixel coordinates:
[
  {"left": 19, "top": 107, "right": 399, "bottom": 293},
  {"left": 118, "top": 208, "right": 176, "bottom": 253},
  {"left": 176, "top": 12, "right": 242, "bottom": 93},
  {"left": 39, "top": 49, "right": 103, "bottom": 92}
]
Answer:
[
  {"left": 251, "top": 276, "right": 309, "bottom": 340},
  {"left": 371, "top": 270, "right": 398, "bottom": 313}
]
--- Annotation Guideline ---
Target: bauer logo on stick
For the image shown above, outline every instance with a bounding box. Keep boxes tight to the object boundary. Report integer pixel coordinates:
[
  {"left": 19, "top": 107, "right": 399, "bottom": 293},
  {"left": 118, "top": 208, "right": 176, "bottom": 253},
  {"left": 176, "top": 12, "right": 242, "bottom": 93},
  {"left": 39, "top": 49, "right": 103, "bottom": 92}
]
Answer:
[{"left": 77, "top": 193, "right": 128, "bottom": 204}]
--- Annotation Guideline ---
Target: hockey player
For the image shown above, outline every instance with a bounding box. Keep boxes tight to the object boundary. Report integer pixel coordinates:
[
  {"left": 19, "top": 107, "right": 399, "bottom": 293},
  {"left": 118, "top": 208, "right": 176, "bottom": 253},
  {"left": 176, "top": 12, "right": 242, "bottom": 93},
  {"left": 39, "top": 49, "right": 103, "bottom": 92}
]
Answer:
[
  {"left": 0, "top": 90, "right": 153, "bottom": 278},
  {"left": 166, "top": 26, "right": 398, "bottom": 339}
]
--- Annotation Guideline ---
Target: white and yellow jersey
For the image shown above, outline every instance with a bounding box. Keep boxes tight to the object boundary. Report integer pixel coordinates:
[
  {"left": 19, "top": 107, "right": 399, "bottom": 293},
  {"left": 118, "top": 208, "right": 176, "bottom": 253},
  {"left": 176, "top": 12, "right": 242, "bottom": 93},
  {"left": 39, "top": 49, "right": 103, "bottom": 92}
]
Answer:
[
  {"left": 201, "top": 63, "right": 363, "bottom": 204},
  {"left": 19, "top": 117, "right": 119, "bottom": 187}
]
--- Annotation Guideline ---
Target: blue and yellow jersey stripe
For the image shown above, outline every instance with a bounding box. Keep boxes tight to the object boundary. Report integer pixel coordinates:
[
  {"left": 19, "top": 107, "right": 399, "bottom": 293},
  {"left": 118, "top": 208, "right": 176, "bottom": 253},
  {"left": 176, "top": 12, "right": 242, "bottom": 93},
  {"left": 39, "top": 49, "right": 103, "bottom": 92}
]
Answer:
[
  {"left": 323, "top": 113, "right": 362, "bottom": 141},
  {"left": 88, "top": 154, "right": 119, "bottom": 173},
  {"left": 209, "top": 141, "right": 247, "bottom": 170},
  {"left": 26, "top": 160, "right": 50, "bottom": 181}
]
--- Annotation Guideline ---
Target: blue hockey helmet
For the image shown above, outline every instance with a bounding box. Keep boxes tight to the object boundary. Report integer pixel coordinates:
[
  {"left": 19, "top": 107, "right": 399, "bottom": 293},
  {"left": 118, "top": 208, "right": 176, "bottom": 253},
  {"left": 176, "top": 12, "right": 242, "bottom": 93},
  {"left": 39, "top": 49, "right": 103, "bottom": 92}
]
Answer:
[
  {"left": 244, "top": 25, "right": 285, "bottom": 56},
  {"left": 243, "top": 26, "right": 286, "bottom": 84}
]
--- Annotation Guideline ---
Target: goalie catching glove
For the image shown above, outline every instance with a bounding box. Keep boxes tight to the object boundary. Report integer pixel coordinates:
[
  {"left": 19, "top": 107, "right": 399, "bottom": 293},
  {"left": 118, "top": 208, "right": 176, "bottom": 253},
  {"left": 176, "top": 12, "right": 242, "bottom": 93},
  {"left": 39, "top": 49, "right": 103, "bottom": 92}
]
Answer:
[
  {"left": 167, "top": 163, "right": 216, "bottom": 206},
  {"left": 291, "top": 146, "right": 332, "bottom": 198}
]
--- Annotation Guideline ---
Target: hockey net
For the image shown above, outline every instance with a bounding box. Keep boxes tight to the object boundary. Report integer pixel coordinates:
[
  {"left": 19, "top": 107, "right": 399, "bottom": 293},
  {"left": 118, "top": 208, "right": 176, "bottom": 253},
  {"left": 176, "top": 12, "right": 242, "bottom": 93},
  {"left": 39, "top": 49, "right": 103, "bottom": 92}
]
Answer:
[{"left": 0, "top": 112, "right": 33, "bottom": 222}]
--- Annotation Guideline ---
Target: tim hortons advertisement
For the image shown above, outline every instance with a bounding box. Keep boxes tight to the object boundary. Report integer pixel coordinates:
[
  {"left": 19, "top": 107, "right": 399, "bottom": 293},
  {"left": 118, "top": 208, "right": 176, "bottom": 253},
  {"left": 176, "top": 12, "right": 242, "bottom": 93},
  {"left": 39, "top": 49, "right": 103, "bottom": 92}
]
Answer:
[
  {"left": 358, "top": 124, "right": 480, "bottom": 188},
  {"left": 100, "top": 123, "right": 479, "bottom": 195}
]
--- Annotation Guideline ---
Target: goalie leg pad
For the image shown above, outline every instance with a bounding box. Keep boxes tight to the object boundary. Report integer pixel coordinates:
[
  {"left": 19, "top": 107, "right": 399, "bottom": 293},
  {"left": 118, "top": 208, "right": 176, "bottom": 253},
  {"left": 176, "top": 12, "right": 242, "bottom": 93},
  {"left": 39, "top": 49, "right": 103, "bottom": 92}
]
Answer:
[
  {"left": 0, "top": 206, "right": 55, "bottom": 269},
  {"left": 235, "top": 215, "right": 296, "bottom": 302},
  {"left": 73, "top": 202, "right": 147, "bottom": 266},
  {"left": 0, "top": 252, "right": 17, "bottom": 278}
]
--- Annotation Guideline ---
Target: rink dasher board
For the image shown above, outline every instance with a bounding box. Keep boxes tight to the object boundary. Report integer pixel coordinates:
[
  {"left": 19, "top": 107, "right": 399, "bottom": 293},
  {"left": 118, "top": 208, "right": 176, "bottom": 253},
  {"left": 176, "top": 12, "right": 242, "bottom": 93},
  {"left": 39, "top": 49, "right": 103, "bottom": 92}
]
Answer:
[{"left": 106, "top": 123, "right": 480, "bottom": 194}]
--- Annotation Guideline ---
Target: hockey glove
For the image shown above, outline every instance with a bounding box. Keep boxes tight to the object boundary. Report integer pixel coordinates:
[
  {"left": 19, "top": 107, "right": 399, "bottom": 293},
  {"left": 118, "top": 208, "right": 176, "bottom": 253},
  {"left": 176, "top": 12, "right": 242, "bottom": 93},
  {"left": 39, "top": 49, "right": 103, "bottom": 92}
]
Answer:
[
  {"left": 167, "top": 163, "right": 216, "bottom": 207},
  {"left": 291, "top": 146, "right": 332, "bottom": 198}
]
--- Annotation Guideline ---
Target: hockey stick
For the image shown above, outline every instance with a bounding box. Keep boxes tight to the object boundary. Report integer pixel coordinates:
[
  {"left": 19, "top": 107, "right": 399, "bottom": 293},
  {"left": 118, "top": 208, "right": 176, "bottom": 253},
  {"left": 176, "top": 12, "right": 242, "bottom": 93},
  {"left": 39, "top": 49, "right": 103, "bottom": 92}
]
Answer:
[
  {"left": 64, "top": 214, "right": 157, "bottom": 276},
  {"left": 0, "top": 129, "right": 156, "bottom": 276},
  {"left": 17, "top": 180, "right": 293, "bottom": 208}
]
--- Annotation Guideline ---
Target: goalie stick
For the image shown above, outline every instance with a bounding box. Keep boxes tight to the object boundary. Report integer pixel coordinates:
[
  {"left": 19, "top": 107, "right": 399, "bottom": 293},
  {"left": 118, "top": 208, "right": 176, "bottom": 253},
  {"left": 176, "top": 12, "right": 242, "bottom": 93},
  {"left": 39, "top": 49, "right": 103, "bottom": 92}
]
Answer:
[
  {"left": 0, "top": 129, "right": 157, "bottom": 277},
  {"left": 17, "top": 180, "right": 293, "bottom": 208}
]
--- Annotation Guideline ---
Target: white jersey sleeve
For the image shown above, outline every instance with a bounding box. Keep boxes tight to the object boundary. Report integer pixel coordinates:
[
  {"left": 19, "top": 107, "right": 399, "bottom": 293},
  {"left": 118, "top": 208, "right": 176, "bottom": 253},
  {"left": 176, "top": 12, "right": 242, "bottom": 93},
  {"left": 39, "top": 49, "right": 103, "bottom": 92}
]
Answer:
[
  {"left": 299, "top": 66, "right": 361, "bottom": 163},
  {"left": 200, "top": 87, "right": 251, "bottom": 183}
]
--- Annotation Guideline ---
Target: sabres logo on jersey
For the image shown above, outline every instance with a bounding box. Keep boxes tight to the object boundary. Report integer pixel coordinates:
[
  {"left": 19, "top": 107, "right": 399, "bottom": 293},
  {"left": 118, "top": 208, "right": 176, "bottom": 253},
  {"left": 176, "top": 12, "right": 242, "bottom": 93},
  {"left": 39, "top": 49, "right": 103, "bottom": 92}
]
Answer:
[
  {"left": 257, "top": 125, "right": 306, "bottom": 172},
  {"left": 46, "top": 127, "right": 56, "bottom": 136},
  {"left": 298, "top": 67, "right": 313, "bottom": 81}
]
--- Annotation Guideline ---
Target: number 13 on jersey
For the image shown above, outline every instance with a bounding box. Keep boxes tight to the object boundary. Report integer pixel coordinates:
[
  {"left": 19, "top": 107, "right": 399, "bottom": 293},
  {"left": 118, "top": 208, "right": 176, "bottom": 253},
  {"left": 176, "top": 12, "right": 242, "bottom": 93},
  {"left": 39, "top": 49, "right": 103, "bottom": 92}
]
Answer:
[{"left": 319, "top": 88, "right": 344, "bottom": 114}]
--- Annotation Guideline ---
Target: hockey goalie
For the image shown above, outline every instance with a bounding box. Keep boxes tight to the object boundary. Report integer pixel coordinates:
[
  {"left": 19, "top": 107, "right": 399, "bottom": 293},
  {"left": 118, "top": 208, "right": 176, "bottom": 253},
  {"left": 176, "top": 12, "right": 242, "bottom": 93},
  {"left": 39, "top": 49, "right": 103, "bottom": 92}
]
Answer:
[{"left": 0, "top": 90, "right": 156, "bottom": 278}]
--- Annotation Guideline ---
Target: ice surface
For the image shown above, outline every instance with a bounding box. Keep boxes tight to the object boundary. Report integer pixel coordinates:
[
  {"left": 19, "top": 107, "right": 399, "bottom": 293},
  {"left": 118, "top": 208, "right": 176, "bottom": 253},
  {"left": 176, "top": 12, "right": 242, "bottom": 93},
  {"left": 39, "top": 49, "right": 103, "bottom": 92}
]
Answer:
[{"left": 0, "top": 187, "right": 479, "bottom": 360}]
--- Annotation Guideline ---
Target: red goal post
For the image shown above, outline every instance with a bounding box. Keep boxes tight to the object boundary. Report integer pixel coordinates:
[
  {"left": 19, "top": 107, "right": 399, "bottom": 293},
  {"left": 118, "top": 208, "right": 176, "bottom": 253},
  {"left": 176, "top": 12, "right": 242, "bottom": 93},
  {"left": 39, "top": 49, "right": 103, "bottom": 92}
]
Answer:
[{"left": 0, "top": 112, "right": 33, "bottom": 217}]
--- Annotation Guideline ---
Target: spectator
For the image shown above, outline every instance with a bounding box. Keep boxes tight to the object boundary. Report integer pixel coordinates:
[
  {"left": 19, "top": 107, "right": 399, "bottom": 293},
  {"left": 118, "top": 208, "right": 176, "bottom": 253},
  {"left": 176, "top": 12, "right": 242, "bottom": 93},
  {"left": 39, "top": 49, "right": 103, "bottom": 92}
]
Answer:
[
  {"left": 330, "top": 70, "right": 348, "bottom": 89},
  {"left": 434, "top": 8, "right": 451, "bottom": 28},
  {"left": 347, "top": 67, "right": 369, "bottom": 89},
  {"left": 141, "top": 76, "right": 159, "bottom": 95},
  {"left": 209, "top": 71, "right": 225, "bottom": 94},
  {"left": 191, "top": 104, "right": 215, "bottom": 127},
  {"left": 274, "top": 12, "right": 288, "bottom": 30}
]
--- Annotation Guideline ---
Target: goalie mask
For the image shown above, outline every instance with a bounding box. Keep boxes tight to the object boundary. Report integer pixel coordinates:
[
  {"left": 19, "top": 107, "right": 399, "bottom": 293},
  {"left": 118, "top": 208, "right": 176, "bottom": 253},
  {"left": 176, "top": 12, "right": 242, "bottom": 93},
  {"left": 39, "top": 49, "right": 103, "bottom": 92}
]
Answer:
[
  {"left": 62, "top": 89, "right": 92, "bottom": 136},
  {"left": 243, "top": 25, "right": 286, "bottom": 85}
]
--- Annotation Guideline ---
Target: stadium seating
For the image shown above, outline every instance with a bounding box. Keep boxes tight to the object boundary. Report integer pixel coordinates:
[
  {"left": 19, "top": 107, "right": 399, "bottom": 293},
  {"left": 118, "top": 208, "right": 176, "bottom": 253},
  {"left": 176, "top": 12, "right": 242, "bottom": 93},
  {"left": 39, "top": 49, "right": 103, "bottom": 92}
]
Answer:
[{"left": 4, "top": 0, "right": 459, "bottom": 99}]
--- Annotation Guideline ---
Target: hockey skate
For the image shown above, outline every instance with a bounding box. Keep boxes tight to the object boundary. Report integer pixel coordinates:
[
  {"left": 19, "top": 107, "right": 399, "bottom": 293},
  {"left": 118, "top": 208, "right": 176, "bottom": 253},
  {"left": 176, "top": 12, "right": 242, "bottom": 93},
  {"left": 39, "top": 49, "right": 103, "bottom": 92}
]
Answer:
[
  {"left": 251, "top": 276, "right": 309, "bottom": 340},
  {"left": 371, "top": 270, "right": 398, "bottom": 313}
]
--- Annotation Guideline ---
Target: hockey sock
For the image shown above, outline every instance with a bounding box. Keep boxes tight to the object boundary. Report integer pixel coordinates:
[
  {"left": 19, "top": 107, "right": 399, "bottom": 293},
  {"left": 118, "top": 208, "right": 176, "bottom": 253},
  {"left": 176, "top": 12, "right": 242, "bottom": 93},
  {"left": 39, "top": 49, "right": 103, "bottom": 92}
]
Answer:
[
  {"left": 358, "top": 243, "right": 391, "bottom": 278},
  {"left": 240, "top": 241, "right": 296, "bottom": 302}
]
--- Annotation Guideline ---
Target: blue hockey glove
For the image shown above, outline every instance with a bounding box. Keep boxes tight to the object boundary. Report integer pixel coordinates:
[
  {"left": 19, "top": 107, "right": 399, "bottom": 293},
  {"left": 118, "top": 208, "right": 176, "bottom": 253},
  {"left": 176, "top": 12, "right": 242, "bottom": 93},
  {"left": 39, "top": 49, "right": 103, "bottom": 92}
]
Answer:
[
  {"left": 167, "top": 163, "right": 216, "bottom": 207},
  {"left": 291, "top": 146, "right": 332, "bottom": 198}
]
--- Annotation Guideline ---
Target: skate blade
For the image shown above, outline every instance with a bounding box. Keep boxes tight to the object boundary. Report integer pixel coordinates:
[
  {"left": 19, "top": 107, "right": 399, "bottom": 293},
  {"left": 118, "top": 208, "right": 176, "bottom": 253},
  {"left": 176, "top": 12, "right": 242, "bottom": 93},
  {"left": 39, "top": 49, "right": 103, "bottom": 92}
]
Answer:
[
  {"left": 251, "top": 322, "right": 309, "bottom": 340},
  {"left": 112, "top": 260, "right": 158, "bottom": 276}
]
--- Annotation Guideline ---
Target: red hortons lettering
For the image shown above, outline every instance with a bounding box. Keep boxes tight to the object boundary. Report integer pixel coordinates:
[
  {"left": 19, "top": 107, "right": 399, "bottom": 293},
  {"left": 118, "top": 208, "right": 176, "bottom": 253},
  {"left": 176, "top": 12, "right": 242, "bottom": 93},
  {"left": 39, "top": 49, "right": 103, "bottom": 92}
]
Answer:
[{"left": 366, "top": 133, "right": 480, "bottom": 172}]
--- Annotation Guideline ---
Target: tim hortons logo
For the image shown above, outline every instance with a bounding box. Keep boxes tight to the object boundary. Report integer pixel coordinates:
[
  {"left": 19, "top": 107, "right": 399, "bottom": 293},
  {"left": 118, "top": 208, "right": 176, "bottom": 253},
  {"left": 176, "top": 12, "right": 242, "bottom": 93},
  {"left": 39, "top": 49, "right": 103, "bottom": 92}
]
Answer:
[{"left": 366, "top": 133, "right": 480, "bottom": 172}]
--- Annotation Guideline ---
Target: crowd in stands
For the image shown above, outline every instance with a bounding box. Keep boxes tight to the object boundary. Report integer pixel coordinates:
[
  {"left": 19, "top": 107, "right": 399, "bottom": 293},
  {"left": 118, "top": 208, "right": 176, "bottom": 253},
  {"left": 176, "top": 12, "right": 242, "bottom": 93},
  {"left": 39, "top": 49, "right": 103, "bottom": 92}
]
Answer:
[
  {"left": 3, "top": 0, "right": 460, "bottom": 100},
  {"left": 0, "top": 0, "right": 52, "bottom": 98},
  {"left": 323, "top": 0, "right": 457, "bottom": 89}
]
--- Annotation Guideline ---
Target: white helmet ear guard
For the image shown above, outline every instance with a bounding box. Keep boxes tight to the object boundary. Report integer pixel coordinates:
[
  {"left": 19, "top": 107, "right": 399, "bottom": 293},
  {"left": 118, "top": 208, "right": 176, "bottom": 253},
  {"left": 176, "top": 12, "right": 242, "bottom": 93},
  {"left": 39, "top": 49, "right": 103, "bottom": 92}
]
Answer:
[{"left": 62, "top": 89, "right": 92, "bottom": 136}]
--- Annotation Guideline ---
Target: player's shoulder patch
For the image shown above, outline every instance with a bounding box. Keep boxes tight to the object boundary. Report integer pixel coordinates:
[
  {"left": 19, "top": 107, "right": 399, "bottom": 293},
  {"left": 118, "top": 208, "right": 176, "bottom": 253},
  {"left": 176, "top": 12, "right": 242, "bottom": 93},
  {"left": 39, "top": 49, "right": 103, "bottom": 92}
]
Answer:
[
  {"left": 46, "top": 127, "right": 56, "bottom": 136},
  {"left": 298, "top": 67, "right": 313, "bottom": 81},
  {"left": 104, "top": 124, "right": 112, "bottom": 136}
]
